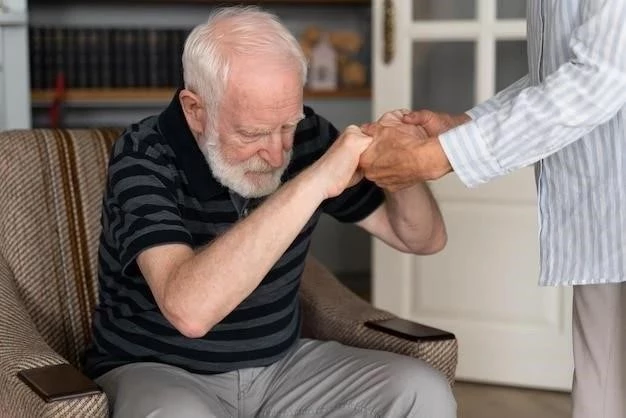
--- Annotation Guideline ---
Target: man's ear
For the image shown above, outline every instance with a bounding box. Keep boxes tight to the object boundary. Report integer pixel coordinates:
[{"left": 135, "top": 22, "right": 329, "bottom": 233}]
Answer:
[{"left": 179, "top": 89, "right": 206, "bottom": 135}]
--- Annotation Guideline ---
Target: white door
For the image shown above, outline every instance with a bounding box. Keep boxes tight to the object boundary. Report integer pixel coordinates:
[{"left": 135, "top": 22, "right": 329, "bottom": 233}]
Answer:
[{"left": 371, "top": 0, "right": 573, "bottom": 390}]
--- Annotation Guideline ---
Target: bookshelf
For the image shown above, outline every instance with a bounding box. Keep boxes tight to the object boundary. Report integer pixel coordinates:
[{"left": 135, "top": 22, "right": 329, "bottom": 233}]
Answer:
[{"left": 29, "top": 0, "right": 372, "bottom": 129}]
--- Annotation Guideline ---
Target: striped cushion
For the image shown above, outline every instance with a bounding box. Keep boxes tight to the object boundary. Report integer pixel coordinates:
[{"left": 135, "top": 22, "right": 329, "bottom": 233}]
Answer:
[{"left": 0, "top": 128, "right": 120, "bottom": 369}]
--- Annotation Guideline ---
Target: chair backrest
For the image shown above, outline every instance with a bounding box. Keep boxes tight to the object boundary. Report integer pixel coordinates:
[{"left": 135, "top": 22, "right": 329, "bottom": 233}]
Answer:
[{"left": 0, "top": 128, "right": 120, "bottom": 368}]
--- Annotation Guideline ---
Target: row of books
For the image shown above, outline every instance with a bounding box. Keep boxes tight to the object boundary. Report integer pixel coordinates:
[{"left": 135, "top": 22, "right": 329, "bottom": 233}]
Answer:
[{"left": 29, "top": 27, "right": 189, "bottom": 90}]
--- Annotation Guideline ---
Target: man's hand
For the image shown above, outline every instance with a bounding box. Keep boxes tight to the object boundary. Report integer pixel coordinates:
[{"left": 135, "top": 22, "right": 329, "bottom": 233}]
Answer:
[
  {"left": 402, "top": 109, "right": 470, "bottom": 137},
  {"left": 359, "top": 123, "right": 452, "bottom": 191},
  {"left": 308, "top": 124, "right": 373, "bottom": 199},
  {"left": 362, "top": 109, "right": 429, "bottom": 139}
]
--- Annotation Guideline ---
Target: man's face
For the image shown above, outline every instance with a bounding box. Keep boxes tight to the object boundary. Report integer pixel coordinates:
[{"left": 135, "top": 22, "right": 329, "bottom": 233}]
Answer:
[{"left": 199, "top": 58, "right": 304, "bottom": 198}]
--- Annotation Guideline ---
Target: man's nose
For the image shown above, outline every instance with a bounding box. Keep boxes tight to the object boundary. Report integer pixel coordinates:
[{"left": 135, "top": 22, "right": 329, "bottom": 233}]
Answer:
[{"left": 262, "top": 134, "right": 285, "bottom": 168}]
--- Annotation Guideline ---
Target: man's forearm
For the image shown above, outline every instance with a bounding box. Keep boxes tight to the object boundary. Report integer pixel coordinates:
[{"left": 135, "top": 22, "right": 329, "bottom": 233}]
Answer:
[
  {"left": 384, "top": 183, "right": 446, "bottom": 254},
  {"left": 166, "top": 170, "right": 324, "bottom": 336}
]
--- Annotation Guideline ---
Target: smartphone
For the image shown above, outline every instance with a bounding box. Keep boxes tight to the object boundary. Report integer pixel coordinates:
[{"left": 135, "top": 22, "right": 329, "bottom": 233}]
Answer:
[
  {"left": 364, "top": 318, "right": 455, "bottom": 342},
  {"left": 17, "top": 363, "right": 102, "bottom": 402}
]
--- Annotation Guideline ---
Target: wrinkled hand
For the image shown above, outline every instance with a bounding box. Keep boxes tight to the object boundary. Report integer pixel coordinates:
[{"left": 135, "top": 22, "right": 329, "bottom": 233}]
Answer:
[
  {"left": 311, "top": 125, "right": 373, "bottom": 199},
  {"left": 362, "top": 109, "right": 429, "bottom": 140},
  {"left": 402, "top": 109, "right": 470, "bottom": 137},
  {"left": 358, "top": 123, "right": 452, "bottom": 191}
]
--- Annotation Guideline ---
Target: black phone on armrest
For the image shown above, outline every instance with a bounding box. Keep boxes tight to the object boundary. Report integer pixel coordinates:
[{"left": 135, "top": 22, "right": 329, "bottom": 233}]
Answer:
[
  {"left": 17, "top": 363, "right": 102, "bottom": 402},
  {"left": 364, "top": 318, "right": 455, "bottom": 342}
]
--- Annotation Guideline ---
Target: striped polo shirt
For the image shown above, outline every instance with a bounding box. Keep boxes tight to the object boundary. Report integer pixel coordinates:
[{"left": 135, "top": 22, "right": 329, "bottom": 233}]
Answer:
[{"left": 83, "top": 92, "right": 383, "bottom": 379}]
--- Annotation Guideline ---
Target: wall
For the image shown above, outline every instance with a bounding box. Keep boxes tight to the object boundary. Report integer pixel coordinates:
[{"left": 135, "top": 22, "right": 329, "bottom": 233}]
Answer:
[
  {"left": 28, "top": 1, "right": 374, "bottom": 274},
  {"left": 1, "top": 0, "right": 30, "bottom": 129}
]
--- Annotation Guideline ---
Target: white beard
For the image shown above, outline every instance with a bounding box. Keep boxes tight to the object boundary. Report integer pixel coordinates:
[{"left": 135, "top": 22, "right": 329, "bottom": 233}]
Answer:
[{"left": 199, "top": 130, "right": 292, "bottom": 198}]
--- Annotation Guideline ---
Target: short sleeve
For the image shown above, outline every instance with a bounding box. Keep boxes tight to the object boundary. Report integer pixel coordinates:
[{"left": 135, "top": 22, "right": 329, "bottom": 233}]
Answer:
[
  {"left": 106, "top": 148, "right": 192, "bottom": 276},
  {"left": 322, "top": 179, "right": 384, "bottom": 223},
  {"left": 292, "top": 107, "right": 385, "bottom": 223}
]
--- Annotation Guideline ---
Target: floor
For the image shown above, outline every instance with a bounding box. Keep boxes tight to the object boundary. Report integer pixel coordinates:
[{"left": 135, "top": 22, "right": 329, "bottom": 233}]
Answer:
[
  {"left": 337, "top": 273, "right": 573, "bottom": 418},
  {"left": 454, "top": 382, "right": 571, "bottom": 418}
]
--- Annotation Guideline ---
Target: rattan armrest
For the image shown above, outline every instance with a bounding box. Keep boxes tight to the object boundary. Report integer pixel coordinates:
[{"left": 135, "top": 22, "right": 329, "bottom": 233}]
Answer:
[
  {"left": 299, "top": 256, "right": 457, "bottom": 384},
  {"left": 0, "top": 257, "right": 108, "bottom": 418}
]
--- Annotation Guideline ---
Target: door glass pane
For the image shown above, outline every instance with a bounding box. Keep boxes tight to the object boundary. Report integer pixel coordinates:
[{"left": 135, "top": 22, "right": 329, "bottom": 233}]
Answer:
[
  {"left": 413, "top": 0, "right": 476, "bottom": 20},
  {"left": 497, "top": 0, "right": 527, "bottom": 19},
  {"left": 496, "top": 40, "right": 528, "bottom": 92},
  {"left": 412, "top": 42, "right": 474, "bottom": 113}
]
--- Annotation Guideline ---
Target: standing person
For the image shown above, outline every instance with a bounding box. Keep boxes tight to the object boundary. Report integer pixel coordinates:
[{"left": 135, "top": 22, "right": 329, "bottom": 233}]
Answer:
[{"left": 360, "top": 1, "right": 626, "bottom": 417}]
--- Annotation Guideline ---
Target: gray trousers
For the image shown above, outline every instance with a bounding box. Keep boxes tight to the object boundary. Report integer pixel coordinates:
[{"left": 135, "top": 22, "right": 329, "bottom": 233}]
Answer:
[
  {"left": 96, "top": 339, "right": 456, "bottom": 418},
  {"left": 573, "top": 283, "right": 626, "bottom": 418}
]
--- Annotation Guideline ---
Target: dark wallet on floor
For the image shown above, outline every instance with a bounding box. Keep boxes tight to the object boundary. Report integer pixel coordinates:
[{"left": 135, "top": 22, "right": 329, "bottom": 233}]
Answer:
[{"left": 17, "top": 363, "right": 102, "bottom": 402}]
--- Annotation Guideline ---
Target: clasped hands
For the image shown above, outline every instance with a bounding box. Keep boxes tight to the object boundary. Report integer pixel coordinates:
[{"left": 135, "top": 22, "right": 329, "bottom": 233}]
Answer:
[{"left": 355, "top": 109, "right": 470, "bottom": 192}]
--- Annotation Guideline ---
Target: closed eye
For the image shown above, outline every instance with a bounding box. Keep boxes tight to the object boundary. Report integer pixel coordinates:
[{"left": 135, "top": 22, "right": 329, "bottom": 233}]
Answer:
[{"left": 239, "top": 131, "right": 269, "bottom": 142}]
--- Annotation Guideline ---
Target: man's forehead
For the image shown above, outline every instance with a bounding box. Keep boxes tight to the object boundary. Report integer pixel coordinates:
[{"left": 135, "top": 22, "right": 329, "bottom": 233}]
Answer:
[
  {"left": 219, "top": 69, "right": 304, "bottom": 130},
  {"left": 221, "top": 100, "right": 304, "bottom": 128},
  {"left": 234, "top": 113, "right": 305, "bottom": 131}
]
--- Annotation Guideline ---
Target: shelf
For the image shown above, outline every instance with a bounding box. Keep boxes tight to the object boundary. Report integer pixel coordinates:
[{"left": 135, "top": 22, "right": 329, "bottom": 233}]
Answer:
[
  {"left": 304, "top": 87, "right": 371, "bottom": 99},
  {"left": 0, "top": 12, "right": 27, "bottom": 26},
  {"left": 31, "top": 87, "right": 371, "bottom": 107},
  {"left": 32, "top": 88, "right": 178, "bottom": 106}
]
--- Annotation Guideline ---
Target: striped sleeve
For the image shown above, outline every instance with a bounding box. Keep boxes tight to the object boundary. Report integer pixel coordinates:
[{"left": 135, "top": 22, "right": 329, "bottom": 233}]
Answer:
[
  {"left": 467, "top": 75, "right": 530, "bottom": 119},
  {"left": 440, "top": 0, "right": 626, "bottom": 187},
  {"left": 322, "top": 180, "right": 384, "bottom": 223},
  {"left": 108, "top": 149, "right": 192, "bottom": 275}
]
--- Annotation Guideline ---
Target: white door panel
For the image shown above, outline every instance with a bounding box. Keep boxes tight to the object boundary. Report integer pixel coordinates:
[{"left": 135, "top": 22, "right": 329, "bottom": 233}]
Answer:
[{"left": 371, "top": 0, "right": 573, "bottom": 390}]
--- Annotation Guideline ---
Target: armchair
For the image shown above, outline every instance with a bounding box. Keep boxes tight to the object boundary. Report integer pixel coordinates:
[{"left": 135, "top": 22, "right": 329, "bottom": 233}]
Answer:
[{"left": 0, "top": 128, "right": 457, "bottom": 417}]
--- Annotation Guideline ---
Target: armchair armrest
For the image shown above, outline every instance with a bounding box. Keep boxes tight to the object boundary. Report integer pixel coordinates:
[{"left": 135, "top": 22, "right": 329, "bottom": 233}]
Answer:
[
  {"left": 0, "top": 257, "right": 108, "bottom": 418},
  {"left": 299, "top": 257, "right": 457, "bottom": 384}
]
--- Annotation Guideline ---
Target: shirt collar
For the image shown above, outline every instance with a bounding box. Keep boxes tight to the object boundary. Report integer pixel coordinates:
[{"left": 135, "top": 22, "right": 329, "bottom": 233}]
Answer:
[{"left": 157, "top": 89, "right": 226, "bottom": 200}]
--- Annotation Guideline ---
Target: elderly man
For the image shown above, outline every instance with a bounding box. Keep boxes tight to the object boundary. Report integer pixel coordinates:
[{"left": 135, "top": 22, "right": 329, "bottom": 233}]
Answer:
[
  {"left": 83, "top": 6, "right": 456, "bottom": 418},
  {"left": 360, "top": 1, "right": 626, "bottom": 417}
]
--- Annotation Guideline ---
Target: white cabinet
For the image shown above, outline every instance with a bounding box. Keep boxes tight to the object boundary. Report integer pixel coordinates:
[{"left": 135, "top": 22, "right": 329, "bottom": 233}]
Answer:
[{"left": 0, "top": 0, "right": 31, "bottom": 130}]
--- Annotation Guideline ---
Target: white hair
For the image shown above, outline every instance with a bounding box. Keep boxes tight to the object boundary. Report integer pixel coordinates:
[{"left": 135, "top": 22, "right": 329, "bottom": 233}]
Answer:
[{"left": 182, "top": 6, "right": 308, "bottom": 128}]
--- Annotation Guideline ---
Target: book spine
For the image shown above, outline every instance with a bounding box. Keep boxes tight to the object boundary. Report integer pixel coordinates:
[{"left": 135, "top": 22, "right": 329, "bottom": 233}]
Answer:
[
  {"left": 29, "top": 27, "right": 43, "bottom": 90},
  {"left": 100, "top": 29, "right": 112, "bottom": 88}
]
